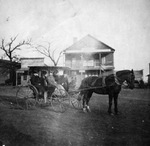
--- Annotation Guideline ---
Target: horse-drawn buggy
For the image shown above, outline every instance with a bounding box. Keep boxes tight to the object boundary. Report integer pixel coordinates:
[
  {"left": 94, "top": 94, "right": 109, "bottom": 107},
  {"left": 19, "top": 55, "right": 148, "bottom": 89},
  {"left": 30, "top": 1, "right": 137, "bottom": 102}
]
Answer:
[
  {"left": 16, "top": 67, "right": 135, "bottom": 115},
  {"left": 16, "top": 66, "right": 72, "bottom": 112}
]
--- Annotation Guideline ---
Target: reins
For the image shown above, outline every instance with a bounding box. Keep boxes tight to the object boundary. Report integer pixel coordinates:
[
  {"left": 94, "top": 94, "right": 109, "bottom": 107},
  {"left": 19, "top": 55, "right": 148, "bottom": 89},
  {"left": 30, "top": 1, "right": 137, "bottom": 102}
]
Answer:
[
  {"left": 69, "top": 80, "right": 121, "bottom": 94},
  {"left": 69, "top": 85, "right": 107, "bottom": 93}
]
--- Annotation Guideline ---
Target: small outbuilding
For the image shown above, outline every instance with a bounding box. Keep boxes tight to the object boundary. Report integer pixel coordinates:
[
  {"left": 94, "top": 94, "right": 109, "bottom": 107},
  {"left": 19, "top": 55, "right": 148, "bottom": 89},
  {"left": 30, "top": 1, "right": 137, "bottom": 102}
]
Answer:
[
  {"left": 16, "top": 57, "right": 70, "bottom": 86},
  {"left": 0, "top": 59, "right": 20, "bottom": 85}
]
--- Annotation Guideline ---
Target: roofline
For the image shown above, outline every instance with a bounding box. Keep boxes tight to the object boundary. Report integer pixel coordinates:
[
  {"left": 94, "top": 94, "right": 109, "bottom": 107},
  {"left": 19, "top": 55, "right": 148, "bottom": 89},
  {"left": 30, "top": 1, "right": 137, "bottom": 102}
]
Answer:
[
  {"left": 0, "top": 59, "right": 21, "bottom": 67},
  {"left": 28, "top": 66, "right": 71, "bottom": 70},
  {"left": 88, "top": 34, "right": 115, "bottom": 51},
  {"left": 20, "top": 57, "right": 44, "bottom": 60},
  {"left": 70, "top": 67, "right": 114, "bottom": 71},
  {"left": 64, "top": 49, "right": 114, "bottom": 54},
  {"left": 64, "top": 34, "right": 115, "bottom": 52}
]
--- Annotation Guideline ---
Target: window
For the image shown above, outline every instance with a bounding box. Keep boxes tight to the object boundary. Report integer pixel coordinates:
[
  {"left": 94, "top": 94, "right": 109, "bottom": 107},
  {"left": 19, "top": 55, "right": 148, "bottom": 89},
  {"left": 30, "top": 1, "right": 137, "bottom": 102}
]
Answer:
[
  {"left": 23, "top": 75, "right": 27, "bottom": 80},
  {"left": 102, "top": 57, "right": 106, "bottom": 64}
]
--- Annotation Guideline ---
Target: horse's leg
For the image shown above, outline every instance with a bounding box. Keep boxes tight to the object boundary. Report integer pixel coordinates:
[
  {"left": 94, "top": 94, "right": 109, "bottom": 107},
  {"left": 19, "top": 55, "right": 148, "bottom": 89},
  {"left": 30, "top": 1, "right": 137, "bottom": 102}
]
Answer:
[
  {"left": 82, "top": 94, "right": 87, "bottom": 112},
  {"left": 81, "top": 92, "right": 87, "bottom": 112},
  {"left": 114, "top": 94, "right": 118, "bottom": 115},
  {"left": 44, "top": 91, "right": 48, "bottom": 103},
  {"left": 82, "top": 91, "right": 92, "bottom": 113},
  {"left": 108, "top": 93, "right": 113, "bottom": 114},
  {"left": 86, "top": 91, "right": 93, "bottom": 112}
]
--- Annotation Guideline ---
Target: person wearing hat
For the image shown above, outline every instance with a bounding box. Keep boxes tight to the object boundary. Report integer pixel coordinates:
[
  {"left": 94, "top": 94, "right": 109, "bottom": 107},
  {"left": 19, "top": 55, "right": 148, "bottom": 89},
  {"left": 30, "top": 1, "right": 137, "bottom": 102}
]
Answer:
[
  {"left": 30, "top": 71, "right": 46, "bottom": 100},
  {"left": 43, "top": 71, "right": 57, "bottom": 103}
]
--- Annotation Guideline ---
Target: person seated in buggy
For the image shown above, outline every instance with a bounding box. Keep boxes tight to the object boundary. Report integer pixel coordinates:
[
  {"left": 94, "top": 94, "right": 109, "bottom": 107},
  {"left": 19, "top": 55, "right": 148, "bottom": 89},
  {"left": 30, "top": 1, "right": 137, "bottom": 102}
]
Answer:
[
  {"left": 53, "top": 70, "right": 69, "bottom": 92},
  {"left": 30, "top": 71, "right": 57, "bottom": 103},
  {"left": 42, "top": 71, "right": 67, "bottom": 103},
  {"left": 30, "top": 72, "right": 46, "bottom": 97}
]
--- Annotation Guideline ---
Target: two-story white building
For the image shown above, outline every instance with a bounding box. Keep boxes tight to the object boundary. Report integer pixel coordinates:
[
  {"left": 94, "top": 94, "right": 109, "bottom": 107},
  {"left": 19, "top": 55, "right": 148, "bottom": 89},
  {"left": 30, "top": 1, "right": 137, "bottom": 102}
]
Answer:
[{"left": 63, "top": 34, "right": 115, "bottom": 87}]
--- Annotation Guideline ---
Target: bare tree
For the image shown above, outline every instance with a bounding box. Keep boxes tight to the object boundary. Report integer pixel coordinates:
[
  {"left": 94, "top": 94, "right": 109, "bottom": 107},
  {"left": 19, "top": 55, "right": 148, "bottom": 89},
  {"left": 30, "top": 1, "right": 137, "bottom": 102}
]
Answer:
[
  {"left": 34, "top": 42, "right": 63, "bottom": 66},
  {"left": 0, "top": 35, "right": 31, "bottom": 62},
  {"left": 0, "top": 35, "right": 31, "bottom": 85}
]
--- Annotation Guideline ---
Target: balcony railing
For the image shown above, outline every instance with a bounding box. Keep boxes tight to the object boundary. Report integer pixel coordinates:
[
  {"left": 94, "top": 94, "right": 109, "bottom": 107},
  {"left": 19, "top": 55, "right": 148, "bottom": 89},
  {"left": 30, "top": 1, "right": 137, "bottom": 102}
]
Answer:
[{"left": 65, "top": 60, "right": 113, "bottom": 70}]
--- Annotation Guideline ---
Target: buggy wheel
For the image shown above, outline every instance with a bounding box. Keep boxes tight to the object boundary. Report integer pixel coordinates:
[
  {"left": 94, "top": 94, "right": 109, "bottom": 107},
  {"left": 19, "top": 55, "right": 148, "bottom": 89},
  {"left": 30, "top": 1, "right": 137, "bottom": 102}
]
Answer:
[
  {"left": 49, "top": 89, "right": 70, "bottom": 113},
  {"left": 71, "top": 93, "right": 83, "bottom": 110},
  {"left": 16, "top": 85, "right": 38, "bottom": 110}
]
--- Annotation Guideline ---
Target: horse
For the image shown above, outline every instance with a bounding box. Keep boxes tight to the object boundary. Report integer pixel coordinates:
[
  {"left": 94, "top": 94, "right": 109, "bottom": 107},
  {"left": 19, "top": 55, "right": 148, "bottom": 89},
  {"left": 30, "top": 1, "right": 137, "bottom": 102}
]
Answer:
[{"left": 78, "top": 69, "right": 135, "bottom": 114}]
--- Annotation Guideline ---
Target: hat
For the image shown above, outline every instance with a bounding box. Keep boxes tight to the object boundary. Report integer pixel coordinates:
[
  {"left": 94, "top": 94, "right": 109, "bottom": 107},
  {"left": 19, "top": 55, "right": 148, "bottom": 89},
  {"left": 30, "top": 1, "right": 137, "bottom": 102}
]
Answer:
[{"left": 42, "top": 71, "right": 47, "bottom": 75}]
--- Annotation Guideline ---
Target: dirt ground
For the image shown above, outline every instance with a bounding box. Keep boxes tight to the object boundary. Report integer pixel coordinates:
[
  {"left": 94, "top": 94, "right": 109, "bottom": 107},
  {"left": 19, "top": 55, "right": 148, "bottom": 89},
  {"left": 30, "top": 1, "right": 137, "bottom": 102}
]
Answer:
[{"left": 0, "top": 86, "right": 150, "bottom": 146}]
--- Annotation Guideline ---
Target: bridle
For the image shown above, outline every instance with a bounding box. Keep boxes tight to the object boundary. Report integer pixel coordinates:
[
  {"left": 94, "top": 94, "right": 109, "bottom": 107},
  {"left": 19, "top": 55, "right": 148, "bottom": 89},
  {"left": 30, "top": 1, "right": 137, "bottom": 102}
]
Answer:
[
  {"left": 115, "top": 71, "right": 134, "bottom": 86},
  {"left": 128, "top": 72, "right": 135, "bottom": 85}
]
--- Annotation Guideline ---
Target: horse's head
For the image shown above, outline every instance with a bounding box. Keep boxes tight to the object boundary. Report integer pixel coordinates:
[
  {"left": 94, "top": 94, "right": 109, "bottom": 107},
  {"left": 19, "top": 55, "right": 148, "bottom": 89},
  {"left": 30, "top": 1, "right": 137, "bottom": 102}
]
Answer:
[
  {"left": 124, "top": 69, "right": 135, "bottom": 89},
  {"left": 116, "top": 69, "right": 135, "bottom": 89}
]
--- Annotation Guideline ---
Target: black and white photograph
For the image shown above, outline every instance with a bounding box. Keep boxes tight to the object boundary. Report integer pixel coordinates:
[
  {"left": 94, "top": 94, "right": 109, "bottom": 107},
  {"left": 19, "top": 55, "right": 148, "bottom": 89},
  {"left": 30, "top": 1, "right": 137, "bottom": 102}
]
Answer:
[{"left": 0, "top": 0, "right": 150, "bottom": 145}]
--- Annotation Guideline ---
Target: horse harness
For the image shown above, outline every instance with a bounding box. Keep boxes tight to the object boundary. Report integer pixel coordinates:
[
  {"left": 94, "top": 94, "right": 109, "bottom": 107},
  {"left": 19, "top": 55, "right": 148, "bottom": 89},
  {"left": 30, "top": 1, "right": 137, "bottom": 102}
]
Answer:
[
  {"left": 102, "top": 74, "right": 121, "bottom": 87},
  {"left": 114, "top": 75, "right": 121, "bottom": 85},
  {"left": 78, "top": 74, "right": 121, "bottom": 92}
]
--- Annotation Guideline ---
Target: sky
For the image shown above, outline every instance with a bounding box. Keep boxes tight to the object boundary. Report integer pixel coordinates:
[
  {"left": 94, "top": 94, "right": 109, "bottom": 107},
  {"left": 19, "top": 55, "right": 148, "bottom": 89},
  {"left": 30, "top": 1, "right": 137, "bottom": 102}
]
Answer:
[{"left": 0, "top": 0, "right": 150, "bottom": 81}]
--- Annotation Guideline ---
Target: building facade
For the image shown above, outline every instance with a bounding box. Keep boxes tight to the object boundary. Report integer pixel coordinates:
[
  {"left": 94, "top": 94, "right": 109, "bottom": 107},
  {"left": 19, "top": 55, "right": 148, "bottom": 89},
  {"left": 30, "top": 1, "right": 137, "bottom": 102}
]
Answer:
[
  {"left": 16, "top": 58, "right": 45, "bottom": 85},
  {"left": 134, "top": 70, "right": 143, "bottom": 81},
  {"left": 0, "top": 59, "right": 20, "bottom": 85},
  {"left": 16, "top": 57, "right": 70, "bottom": 86},
  {"left": 63, "top": 35, "right": 115, "bottom": 87}
]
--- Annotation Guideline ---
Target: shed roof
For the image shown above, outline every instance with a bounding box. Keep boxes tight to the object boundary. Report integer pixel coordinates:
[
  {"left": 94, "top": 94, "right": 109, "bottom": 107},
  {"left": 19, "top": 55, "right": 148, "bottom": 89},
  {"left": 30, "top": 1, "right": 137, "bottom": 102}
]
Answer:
[
  {"left": 20, "top": 57, "right": 44, "bottom": 60},
  {"left": 0, "top": 59, "right": 21, "bottom": 68},
  {"left": 64, "top": 34, "right": 115, "bottom": 53},
  {"left": 28, "top": 66, "right": 70, "bottom": 70}
]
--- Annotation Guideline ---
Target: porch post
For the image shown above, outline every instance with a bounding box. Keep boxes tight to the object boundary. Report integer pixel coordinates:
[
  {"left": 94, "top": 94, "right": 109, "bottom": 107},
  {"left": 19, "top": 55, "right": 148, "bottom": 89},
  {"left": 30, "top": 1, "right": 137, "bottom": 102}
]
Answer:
[
  {"left": 99, "top": 53, "right": 102, "bottom": 76},
  {"left": 16, "top": 71, "right": 18, "bottom": 86},
  {"left": 81, "top": 53, "right": 83, "bottom": 77}
]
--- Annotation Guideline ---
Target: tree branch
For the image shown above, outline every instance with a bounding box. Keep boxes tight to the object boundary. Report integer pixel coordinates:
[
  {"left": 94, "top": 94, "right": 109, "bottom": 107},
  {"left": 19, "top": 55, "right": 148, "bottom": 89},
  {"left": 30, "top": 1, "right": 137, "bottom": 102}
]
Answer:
[
  {"left": 0, "top": 36, "right": 31, "bottom": 61},
  {"left": 34, "top": 42, "right": 63, "bottom": 66},
  {"left": 56, "top": 50, "right": 63, "bottom": 65},
  {"left": 12, "top": 39, "right": 31, "bottom": 52}
]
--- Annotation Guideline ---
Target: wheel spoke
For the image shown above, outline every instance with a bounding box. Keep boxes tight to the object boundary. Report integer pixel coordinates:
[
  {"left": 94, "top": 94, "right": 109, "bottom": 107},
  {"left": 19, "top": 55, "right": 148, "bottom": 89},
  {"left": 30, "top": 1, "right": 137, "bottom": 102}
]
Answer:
[
  {"left": 49, "top": 89, "right": 70, "bottom": 113},
  {"left": 16, "top": 85, "right": 37, "bottom": 110},
  {"left": 71, "top": 93, "right": 83, "bottom": 110}
]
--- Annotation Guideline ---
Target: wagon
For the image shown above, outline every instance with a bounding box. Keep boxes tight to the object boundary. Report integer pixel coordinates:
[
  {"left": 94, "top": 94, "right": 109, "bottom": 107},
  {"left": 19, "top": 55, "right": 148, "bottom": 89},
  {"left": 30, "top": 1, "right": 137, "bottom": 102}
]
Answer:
[
  {"left": 15, "top": 65, "right": 85, "bottom": 112},
  {"left": 15, "top": 83, "right": 86, "bottom": 113},
  {"left": 16, "top": 82, "right": 71, "bottom": 112}
]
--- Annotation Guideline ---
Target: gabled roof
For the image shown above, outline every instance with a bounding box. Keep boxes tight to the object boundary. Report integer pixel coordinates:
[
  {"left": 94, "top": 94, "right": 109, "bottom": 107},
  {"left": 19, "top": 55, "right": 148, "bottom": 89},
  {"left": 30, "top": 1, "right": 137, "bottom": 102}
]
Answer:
[{"left": 64, "top": 34, "right": 115, "bottom": 53}]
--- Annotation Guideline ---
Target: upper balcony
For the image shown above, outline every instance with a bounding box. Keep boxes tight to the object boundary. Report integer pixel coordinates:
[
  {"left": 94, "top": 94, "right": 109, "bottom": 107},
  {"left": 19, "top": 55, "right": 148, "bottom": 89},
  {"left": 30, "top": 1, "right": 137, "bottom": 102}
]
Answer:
[{"left": 65, "top": 59, "right": 114, "bottom": 70}]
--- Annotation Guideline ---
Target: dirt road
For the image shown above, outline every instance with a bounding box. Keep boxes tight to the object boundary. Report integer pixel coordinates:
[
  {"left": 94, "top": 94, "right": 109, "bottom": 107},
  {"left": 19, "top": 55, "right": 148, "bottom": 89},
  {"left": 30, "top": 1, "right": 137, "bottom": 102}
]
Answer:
[{"left": 0, "top": 87, "right": 150, "bottom": 146}]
